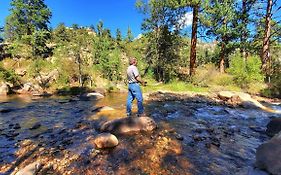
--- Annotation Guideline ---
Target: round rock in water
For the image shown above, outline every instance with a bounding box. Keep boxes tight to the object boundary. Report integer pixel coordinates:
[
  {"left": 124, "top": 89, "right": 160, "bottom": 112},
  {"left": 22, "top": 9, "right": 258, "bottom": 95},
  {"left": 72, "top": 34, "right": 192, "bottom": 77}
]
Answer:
[{"left": 94, "top": 133, "right": 119, "bottom": 149}]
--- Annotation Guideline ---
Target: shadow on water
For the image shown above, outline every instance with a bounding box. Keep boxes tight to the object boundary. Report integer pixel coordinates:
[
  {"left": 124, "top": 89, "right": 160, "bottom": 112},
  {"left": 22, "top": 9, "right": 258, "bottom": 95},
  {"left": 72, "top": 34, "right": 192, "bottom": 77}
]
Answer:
[{"left": 0, "top": 92, "right": 279, "bottom": 174}]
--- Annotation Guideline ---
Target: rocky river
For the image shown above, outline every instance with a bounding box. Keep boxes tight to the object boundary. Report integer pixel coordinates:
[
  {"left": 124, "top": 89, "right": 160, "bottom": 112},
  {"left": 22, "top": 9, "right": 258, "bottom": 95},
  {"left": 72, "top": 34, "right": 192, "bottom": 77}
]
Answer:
[{"left": 0, "top": 92, "right": 280, "bottom": 175}]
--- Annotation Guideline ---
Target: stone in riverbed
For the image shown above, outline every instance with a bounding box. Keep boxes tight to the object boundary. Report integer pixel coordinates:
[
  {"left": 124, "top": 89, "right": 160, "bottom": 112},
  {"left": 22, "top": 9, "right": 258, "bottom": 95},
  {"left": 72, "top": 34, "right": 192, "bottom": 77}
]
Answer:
[
  {"left": 266, "top": 118, "right": 281, "bottom": 137},
  {"left": 29, "top": 123, "right": 41, "bottom": 130},
  {"left": 255, "top": 132, "right": 281, "bottom": 175},
  {"left": 94, "top": 133, "right": 118, "bottom": 149},
  {"left": 15, "top": 162, "right": 42, "bottom": 175},
  {"left": 100, "top": 117, "right": 157, "bottom": 134}
]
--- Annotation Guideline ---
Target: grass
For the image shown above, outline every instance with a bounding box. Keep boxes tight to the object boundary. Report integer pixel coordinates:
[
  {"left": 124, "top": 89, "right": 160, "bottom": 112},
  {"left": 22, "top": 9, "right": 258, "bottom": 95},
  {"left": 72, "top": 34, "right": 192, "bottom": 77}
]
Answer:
[{"left": 142, "top": 79, "right": 208, "bottom": 93}]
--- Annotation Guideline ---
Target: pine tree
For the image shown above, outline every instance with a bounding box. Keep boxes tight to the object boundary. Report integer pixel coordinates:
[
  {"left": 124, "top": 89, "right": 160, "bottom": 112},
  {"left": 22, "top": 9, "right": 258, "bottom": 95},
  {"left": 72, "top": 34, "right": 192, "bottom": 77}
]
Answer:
[
  {"left": 126, "top": 26, "right": 134, "bottom": 42},
  {"left": 0, "top": 27, "right": 4, "bottom": 42},
  {"left": 116, "top": 28, "right": 122, "bottom": 42},
  {"left": 201, "top": 0, "right": 238, "bottom": 73},
  {"left": 5, "top": 0, "right": 51, "bottom": 41},
  {"left": 5, "top": 0, "right": 52, "bottom": 57},
  {"left": 136, "top": 0, "right": 181, "bottom": 82}
]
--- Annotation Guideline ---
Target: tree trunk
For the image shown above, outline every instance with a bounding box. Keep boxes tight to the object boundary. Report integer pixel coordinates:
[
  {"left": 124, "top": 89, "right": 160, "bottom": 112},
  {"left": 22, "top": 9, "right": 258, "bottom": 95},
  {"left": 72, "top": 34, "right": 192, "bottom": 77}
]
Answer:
[
  {"left": 240, "top": 0, "right": 248, "bottom": 60},
  {"left": 189, "top": 4, "right": 199, "bottom": 77},
  {"left": 220, "top": 41, "right": 225, "bottom": 73},
  {"left": 261, "top": 0, "right": 273, "bottom": 75}
]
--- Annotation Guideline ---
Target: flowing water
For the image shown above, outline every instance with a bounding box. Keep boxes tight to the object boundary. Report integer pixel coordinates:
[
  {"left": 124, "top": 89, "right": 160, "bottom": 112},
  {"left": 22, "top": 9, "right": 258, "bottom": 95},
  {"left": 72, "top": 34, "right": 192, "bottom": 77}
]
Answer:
[{"left": 0, "top": 93, "right": 280, "bottom": 175}]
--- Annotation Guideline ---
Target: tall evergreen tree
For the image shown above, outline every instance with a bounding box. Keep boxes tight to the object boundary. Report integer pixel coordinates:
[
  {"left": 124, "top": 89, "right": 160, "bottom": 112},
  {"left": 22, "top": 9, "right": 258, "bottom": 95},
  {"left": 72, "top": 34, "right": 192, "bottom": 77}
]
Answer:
[
  {"left": 96, "top": 21, "right": 104, "bottom": 37},
  {"left": 236, "top": 0, "right": 257, "bottom": 58},
  {"left": 201, "top": 0, "right": 238, "bottom": 73},
  {"left": 53, "top": 23, "right": 69, "bottom": 44},
  {"left": 5, "top": 0, "right": 51, "bottom": 41},
  {"left": 0, "top": 27, "right": 4, "bottom": 42},
  {"left": 137, "top": 0, "right": 181, "bottom": 82},
  {"left": 126, "top": 26, "right": 134, "bottom": 42},
  {"left": 116, "top": 28, "right": 122, "bottom": 42},
  {"left": 5, "top": 0, "right": 51, "bottom": 57}
]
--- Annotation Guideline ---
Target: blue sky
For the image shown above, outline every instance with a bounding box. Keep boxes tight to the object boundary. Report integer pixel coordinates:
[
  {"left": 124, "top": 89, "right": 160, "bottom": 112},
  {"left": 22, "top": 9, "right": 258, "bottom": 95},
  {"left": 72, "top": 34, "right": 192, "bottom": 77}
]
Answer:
[{"left": 0, "top": 0, "right": 145, "bottom": 38}]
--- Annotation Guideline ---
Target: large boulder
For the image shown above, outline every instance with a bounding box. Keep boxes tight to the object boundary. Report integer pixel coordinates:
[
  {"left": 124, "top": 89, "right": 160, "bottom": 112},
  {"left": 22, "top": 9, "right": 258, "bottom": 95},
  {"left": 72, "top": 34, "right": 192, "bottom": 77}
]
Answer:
[
  {"left": 100, "top": 117, "right": 157, "bottom": 134},
  {"left": 0, "top": 82, "right": 10, "bottom": 95},
  {"left": 218, "top": 91, "right": 280, "bottom": 113},
  {"left": 94, "top": 133, "right": 118, "bottom": 149},
  {"left": 256, "top": 132, "right": 281, "bottom": 175},
  {"left": 218, "top": 91, "right": 235, "bottom": 100},
  {"left": 14, "top": 162, "right": 42, "bottom": 175},
  {"left": 266, "top": 118, "right": 281, "bottom": 137}
]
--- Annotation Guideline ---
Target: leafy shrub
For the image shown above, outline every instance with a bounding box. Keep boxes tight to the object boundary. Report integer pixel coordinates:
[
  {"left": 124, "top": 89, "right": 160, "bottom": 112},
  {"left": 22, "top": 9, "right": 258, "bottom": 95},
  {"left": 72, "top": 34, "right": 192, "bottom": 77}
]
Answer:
[
  {"left": 267, "top": 61, "right": 281, "bottom": 97},
  {"left": 0, "top": 64, "right": 20, "bottom": 85},
  {"left": 228, "top": 54, "right": 264, "bottom": 88}
]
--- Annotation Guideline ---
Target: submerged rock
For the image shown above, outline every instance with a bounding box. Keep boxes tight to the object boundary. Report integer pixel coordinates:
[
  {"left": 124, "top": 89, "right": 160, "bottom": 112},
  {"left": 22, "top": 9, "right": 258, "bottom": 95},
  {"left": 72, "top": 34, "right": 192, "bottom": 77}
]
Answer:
[
  {"left": 100, "top": 117, "right": 157, "bottom": 134},
  {"left": 29, "top": 123, "right": 41, "bottom": 130},
  {"left": 86, "top": 92, "right": 104, "bottom": 99},
  {"left": 94, "top": 133, "right": 118, "bottom": 149}
]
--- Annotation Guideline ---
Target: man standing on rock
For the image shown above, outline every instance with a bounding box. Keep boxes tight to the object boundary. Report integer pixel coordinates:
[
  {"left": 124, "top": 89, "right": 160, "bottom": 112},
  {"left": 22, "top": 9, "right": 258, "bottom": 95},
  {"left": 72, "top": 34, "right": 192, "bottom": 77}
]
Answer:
[{"left": 126, "top": 57, "right": 146, "bottom": 117}]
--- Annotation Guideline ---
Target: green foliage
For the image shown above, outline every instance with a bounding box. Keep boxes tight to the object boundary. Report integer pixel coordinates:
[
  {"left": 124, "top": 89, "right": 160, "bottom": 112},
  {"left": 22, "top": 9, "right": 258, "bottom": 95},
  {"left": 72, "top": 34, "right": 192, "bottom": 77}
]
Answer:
[
  {"left": 7, "top": 41, "right": 33, "bottom": 59},
  {"left": 126, "top": 27, "right": 134, "bottom": 42},
  {"left": 52, "top": 23, "right": 69, "bottom": 44},
  {"left": 5, "top": 0, "right": 51, "bottom": 41},
  {"left": 31, "top": 29, "right": 51, "bottom": 57},
  {"left": 0, "top": 64, "right": 20, "bottom": 85},
  {"left": 142, "top": 79, "right": 207, "bottom": 93},
  {"left": 116, "top": 28, "right": 122, "bottom": 42},
  {"left": 192, "top": 64, "right": 226, "bottom": 87},
  {"left": 267, "top": 60, "right": 281, "bottom": 97},
  {"left": 137, "top": 0, "right": 183, "bottom": 83},
  {"left": 27, "top": 59, "right": 54, "bottom": 78},
  {"left": 4, "top": 0, "right": 52, "bottom": 58},
  {"left": 228, "top": 54, "right": 264, "bottom": 87}
]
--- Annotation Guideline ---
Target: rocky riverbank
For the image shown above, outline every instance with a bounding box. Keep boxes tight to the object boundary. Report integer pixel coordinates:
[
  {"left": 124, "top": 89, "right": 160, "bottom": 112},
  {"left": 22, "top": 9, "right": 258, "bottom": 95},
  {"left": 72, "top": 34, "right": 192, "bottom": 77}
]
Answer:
[{"left": 0, "top": 91, "right": 280, "bottom": 175}]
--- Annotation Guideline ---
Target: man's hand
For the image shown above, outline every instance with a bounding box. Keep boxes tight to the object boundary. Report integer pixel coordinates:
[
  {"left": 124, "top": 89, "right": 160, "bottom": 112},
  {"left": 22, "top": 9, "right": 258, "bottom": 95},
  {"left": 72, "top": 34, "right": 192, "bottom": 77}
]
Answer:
[{"left": 142, "top": 81, "right": 147, "bottom": 86}]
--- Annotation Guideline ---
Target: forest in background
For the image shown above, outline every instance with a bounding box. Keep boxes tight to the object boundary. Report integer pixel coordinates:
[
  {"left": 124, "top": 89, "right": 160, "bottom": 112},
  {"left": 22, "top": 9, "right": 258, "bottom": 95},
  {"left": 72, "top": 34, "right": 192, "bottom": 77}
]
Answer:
[{"left": 0, "top": 0, "right": 281, "bottom": 97}]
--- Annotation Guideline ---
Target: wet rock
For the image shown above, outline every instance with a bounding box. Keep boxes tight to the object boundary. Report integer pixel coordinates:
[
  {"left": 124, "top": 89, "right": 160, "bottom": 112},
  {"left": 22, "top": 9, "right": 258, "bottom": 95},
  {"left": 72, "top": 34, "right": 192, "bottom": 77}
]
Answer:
[
  {"left": 92, "top": 106, "right": 114, "bottom": 112},
  {"left": 250, "top": 125, "right": 265, "bottom": 134},
  {"left": 100, "top": 117, "right": 157, "bottom": 134},
  {"left": 94, "top": 133, "right": 118, "bottom": 149},
  {"left": 14, "top": 162, "right": 42, "bottom": 175},
  {"left": 57, "top": 99, "right": 71, "bottom": 104},
  {"left": 218, "top": 91, "right": 274, "bottom": 111},
  {"left": 13, "top": 123, "right": 21, "bottom": 130},
  {"left": 192, "top": 134, "right": 206, "bottom": 142},
  {"left": 266, "top": 118, "right": 281, "bottom": 137},
  {"left": 86, "top": 92, "right": 104, "bottom": 99},
  {"left": 175, "top": 133, "right": 184, "bottom": 141},
  {"left": 256, "top": 132, "right": 281, "bottom": 175},
  {"left": 29, "top": 123, "right": 41, "bottom": 130},
  {"left": 0, "top": 108, "right": 14, "bottom": 113}
]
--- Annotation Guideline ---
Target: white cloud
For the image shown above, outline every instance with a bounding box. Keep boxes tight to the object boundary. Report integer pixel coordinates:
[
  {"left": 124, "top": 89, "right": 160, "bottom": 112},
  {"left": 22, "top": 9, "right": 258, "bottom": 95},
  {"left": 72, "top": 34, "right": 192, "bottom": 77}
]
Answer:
[{"left": 178, "top": 12, "right": 193, "bottom": 29}]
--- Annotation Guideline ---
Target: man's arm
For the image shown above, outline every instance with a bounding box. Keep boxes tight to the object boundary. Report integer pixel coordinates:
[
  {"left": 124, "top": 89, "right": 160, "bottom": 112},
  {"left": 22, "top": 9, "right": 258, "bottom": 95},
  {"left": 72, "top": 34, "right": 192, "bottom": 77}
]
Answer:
[{"left": 136, "top": 75, "right": 146, "bottom": 86}]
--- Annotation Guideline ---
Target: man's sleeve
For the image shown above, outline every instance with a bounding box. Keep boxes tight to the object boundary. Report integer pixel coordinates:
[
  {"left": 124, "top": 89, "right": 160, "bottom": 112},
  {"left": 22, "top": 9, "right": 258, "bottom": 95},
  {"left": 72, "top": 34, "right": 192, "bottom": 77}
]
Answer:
[{"left": 132, "top": 66, "right": 139, "bottom": 78}]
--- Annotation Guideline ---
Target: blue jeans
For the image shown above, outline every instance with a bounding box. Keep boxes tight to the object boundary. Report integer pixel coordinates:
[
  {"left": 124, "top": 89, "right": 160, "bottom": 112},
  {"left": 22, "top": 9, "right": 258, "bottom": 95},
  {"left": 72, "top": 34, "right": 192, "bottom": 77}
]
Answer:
[{"left": 126, "top": 83, "right": 144, "bottom": 115}]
